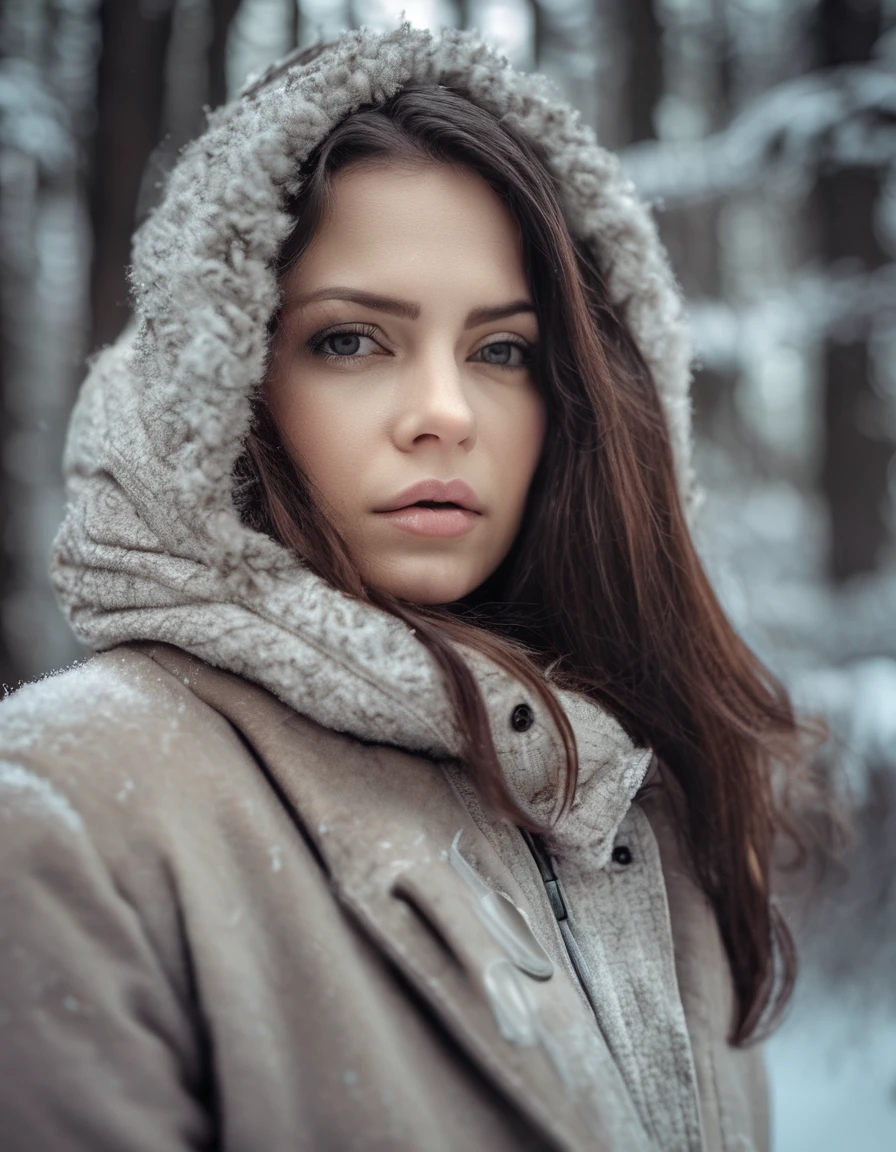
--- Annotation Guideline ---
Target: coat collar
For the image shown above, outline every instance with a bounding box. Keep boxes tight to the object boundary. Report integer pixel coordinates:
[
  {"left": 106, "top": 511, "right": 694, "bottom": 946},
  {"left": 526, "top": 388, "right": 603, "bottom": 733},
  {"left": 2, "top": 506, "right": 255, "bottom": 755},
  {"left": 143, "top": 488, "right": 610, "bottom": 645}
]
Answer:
[{"left": 141, "top": 643, "right": 652, "bottom": 1152}]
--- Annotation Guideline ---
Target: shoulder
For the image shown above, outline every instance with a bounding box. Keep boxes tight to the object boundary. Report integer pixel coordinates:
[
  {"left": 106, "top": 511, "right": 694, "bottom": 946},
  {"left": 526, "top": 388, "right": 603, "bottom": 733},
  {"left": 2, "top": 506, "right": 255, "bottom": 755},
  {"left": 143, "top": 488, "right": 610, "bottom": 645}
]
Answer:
[
  {"left": 0, "top": 645, "right": 285, "bottom": 999},
  {"left": 2, "top": 642, "right": 231, "bottom": 759},
  {"left": 0, "top": 645, "right": 256, "bottom": 871},
  {"left": 0, "top": 649, "right": 222, "bottom": 1146},
  {"left": 3, "top": 641, "right": 243, "bottom": 774}
]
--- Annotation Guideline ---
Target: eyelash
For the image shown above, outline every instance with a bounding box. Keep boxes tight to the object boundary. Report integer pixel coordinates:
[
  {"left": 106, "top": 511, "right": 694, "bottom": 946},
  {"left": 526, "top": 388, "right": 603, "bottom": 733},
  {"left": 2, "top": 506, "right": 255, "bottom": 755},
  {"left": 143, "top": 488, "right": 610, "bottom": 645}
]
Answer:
[
  {"left": 306, "top": 324, "right": 535, "bottom": 370},
  {"left": 306, "top": 324, "right": 379, "bottom": 365}
]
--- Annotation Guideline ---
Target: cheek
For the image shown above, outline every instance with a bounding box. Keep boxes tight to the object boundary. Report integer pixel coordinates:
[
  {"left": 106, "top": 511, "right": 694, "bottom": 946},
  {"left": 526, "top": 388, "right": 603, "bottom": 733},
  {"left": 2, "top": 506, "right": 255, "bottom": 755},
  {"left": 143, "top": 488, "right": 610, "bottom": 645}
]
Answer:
[
  {"left": 266, "top": 380, "right": 371, "bottom": 510},
  {"left": 494, "top": 390, "right": 546, "bottom": 507}
]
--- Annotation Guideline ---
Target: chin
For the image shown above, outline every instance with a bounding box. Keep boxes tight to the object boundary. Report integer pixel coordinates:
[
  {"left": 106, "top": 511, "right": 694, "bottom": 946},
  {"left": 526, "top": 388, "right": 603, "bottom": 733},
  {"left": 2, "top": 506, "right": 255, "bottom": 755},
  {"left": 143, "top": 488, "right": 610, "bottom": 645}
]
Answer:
[{"left": 374, "top": 562, "right": 485, "bottom": 607}]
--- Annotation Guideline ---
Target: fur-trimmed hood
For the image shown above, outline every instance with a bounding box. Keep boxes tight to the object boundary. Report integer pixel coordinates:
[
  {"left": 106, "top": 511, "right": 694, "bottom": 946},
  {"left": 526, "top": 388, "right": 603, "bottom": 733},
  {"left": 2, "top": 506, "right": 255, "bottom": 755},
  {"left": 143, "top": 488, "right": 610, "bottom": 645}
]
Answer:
[{"left": 50, "top": 22, "right": 694, "bottom": 856}]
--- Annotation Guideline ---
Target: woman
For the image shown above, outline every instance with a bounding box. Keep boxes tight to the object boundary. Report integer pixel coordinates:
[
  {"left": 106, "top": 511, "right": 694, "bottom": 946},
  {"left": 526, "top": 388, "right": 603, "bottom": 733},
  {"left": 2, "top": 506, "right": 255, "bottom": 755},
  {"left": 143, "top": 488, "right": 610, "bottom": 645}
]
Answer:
[{"left": 0, "top": 23, "right": 809, "bottom": 1152}]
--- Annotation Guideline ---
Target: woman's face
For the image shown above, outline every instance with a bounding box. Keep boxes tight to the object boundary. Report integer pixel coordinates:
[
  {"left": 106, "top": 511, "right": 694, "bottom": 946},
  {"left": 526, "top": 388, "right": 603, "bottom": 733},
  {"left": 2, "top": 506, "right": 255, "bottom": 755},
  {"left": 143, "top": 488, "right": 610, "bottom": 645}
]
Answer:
[{"left": 264, "top": 161, "right": 546, "bottom": 605}]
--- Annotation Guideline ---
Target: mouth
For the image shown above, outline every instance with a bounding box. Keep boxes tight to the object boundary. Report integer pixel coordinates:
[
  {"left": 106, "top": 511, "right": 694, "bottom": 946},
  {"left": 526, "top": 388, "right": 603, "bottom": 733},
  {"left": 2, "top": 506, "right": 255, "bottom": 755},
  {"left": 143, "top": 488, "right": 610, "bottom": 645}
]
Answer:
[
  {"left": 374, "top": 478, "right": 483, "bottom": 515},
  {"left": 374, "top": 485, "right": 481, "bottom": 539},
  {"left": 409, "top": 499, "right": 466, "bottom": 510}
]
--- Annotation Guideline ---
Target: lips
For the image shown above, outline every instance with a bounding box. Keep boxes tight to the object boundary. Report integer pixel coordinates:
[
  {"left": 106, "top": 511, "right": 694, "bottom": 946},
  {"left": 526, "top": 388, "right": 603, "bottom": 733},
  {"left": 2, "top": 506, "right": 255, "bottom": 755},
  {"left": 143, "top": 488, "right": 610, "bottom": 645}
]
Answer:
[
  {"left": 374, "top": 478, "right": 482, "bottom": 514},
  {"left": 373, "top": 478, "right": 482, "bottom": 540}
]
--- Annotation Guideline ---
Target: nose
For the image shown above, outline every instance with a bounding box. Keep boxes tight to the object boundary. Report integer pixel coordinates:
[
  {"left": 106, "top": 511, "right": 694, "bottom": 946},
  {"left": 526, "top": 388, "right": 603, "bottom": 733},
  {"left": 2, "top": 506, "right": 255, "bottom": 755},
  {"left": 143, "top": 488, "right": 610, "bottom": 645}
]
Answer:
[{"left": 391, "top": 350, "right": 477, "bottom": 454}]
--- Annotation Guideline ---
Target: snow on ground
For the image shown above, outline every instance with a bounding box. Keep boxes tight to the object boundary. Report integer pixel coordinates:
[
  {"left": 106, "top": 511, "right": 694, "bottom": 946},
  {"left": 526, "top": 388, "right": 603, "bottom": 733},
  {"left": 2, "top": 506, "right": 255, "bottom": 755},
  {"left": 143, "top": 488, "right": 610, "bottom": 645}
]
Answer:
[{"left": 767, "top": 979, "right": 896, "bottom": 1152}]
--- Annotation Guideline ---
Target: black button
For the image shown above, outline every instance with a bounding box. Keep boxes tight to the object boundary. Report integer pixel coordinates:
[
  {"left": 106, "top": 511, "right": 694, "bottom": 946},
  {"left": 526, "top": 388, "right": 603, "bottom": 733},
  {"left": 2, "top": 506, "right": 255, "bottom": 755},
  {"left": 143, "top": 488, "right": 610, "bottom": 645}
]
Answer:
[
  {"left": 510, "top": 703, "right": 534, "bottom": 732},
  {"left": 612, "top": 845, "right": 632, "bottom": 866}
]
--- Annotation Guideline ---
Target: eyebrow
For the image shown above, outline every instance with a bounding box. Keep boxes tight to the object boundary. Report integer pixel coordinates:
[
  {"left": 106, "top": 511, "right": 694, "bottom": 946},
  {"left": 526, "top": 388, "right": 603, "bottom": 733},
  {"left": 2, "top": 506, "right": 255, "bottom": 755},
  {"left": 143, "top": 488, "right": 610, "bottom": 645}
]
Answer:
[{"left": 292, "top": 287, "right": 536, "bottom": 328}]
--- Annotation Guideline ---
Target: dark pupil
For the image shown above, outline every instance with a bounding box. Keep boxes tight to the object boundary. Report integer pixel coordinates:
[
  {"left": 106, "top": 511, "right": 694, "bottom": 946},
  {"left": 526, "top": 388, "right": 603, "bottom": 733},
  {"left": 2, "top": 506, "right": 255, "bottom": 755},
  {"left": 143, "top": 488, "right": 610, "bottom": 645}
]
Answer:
[
  {"left": 482, "top": 342, "right": 511, "bottom": 365},
  {"left": 329, "top": 333, "right": 361, "bottom": 355}
]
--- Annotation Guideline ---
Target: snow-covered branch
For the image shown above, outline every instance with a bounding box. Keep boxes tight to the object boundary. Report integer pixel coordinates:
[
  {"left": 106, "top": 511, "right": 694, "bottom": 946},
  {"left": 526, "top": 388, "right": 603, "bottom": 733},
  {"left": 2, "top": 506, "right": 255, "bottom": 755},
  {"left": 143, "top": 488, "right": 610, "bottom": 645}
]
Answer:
[
  {"left": 687, "top": 263, "right": 896, "bottom": 373},
  {"left": 622, "top": 62, "right": 896, "bottom": 207},
  {"left": 0, "top": 58, "right": 73, "bottom": 176}
]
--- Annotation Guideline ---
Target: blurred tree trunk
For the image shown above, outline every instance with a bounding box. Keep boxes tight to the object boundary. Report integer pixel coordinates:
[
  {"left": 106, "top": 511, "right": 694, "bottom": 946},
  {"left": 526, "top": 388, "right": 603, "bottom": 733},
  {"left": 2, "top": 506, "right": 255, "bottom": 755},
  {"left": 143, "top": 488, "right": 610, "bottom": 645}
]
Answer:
[
  {"left": 681, "top": 0, "right": 735, "bottom": 444},
  {"left": 0, "top": 179, "right": 11, "bottom": 689},
  {"left": 813, "top": 0, "right": 890, "bottom": 582},
  {"left": 287, "top": 0, "right": 300, "bottom": 49},
  {"left": 90, "top": 0, "right": 250, "bottom": 351},
  {"left": 618, "top": 0, "right": 662, "bottom": 145},
  {"left": 0, "top": 0, "right": 88, "bottom": 687},
  {"left": 0, "top": 6, "right": 22, "bottom": 690},
  {"left": 522, "top": 0, "right": 546, "bottom": 68},
  {"left": 209, "top": 0, "right": 243, "bottom": 109},
  {"left": 452, "top": 1, "right": 471, "bottom": 31},
  {"left": 89, "top": 0, "right": 174, "bottom": 351}
]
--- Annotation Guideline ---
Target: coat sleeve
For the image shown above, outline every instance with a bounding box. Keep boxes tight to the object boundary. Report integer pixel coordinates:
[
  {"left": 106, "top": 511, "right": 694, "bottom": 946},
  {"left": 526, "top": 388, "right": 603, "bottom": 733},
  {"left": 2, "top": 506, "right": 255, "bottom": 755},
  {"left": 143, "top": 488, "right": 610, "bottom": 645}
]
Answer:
[{"left": 0, "top": 759, "right": 214, "bottom": 1152}]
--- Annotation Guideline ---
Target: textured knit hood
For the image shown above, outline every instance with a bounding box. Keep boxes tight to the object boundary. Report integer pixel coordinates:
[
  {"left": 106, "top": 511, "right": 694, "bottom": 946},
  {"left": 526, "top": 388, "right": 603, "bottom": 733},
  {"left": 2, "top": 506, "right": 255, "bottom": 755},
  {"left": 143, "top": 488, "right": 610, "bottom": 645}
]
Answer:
[{"left": 51, "top": 22, "right": 693, "bottom": 857}]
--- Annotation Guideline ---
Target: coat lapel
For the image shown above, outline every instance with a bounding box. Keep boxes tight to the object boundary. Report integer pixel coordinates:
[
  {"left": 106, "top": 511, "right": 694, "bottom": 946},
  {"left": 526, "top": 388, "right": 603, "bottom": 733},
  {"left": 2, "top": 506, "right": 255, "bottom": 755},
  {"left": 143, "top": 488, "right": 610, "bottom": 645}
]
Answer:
[{"left": 142, "top": 643, "right": 651, "bottom": 1152}]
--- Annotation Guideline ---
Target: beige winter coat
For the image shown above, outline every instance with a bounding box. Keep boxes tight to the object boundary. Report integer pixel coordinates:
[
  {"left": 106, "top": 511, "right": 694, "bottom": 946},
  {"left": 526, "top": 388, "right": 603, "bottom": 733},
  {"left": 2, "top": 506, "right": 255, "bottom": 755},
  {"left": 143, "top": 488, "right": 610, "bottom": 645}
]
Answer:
[
  {"left": 0, "top": 642, "right": 768, "bottom": 1151},
  {"left": 1, "top": 22, "right": 770, "bottom": 1152}
]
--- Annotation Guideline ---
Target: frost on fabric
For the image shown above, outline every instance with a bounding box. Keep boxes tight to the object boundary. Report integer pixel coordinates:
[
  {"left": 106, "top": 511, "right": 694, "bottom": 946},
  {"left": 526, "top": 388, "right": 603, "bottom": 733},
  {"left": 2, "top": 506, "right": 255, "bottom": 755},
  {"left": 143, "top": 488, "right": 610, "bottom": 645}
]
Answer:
[
  {"left": 0, "top": 759, "right": 83, "bottom": 832},
  {"left": 116, "top": 778, "right": 135, "bottom": 803},
  {"left": 0, "top": 657, "right": 161, "bottom": 764}
]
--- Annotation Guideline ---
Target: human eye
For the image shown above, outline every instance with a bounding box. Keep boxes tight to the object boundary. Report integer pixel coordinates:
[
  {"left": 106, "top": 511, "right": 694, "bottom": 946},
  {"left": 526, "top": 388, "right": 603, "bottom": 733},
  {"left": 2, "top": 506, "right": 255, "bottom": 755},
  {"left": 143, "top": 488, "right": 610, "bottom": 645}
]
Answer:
[
  {"left": 306, "top": 323, "right": 383, "bottom": 364},
  {"left": 471, "top": 336, "right": 535, "bottom": 370}
]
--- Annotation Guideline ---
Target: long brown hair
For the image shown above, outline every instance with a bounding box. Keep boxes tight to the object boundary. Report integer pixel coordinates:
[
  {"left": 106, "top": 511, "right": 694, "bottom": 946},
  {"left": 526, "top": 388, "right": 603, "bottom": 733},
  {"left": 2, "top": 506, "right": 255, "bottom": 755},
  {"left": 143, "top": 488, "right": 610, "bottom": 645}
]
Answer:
[{"left": 233, "top": 82, "right": 817, "bottom": 1044}]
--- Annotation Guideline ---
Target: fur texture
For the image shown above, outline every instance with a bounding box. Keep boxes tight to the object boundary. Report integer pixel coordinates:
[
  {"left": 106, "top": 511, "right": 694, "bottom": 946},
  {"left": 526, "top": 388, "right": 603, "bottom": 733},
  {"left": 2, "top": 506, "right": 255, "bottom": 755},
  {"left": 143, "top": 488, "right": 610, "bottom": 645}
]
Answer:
[{"left": 50, "top": 22, "right": 696, "bottom": 853}]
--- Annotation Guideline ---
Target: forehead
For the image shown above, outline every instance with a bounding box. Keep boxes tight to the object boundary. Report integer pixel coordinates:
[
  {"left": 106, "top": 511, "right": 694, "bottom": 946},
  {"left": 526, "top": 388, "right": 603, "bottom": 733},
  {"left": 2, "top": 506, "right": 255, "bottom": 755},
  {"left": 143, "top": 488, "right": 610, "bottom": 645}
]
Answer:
[{"left": 286, "top": 162, "right": 528, "bottom": 299}]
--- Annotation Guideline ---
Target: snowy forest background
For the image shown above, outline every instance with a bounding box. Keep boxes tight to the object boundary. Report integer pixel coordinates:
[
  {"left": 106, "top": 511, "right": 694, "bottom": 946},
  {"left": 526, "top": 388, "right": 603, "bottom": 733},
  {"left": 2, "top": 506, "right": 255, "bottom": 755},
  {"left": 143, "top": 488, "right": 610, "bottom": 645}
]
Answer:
[{"left": 1, "top": 0, "right": 895, "bottom": 1147}]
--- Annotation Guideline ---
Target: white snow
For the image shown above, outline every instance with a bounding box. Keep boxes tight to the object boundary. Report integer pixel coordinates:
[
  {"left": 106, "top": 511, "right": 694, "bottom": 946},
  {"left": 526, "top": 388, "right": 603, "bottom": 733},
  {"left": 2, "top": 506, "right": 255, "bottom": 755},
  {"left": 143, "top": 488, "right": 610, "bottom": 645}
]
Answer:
[
  {"left": 0, "top": 660, "right": 153, "bottom": 761},
  {"left": 0, "top": 759, "right": 82, "bottom": 832},
  {"left": 116, "top": 778, "right": 135, "bottom": 803},
  {"left": 767, "top": 988, "right": 896, "bottom": 1151}
]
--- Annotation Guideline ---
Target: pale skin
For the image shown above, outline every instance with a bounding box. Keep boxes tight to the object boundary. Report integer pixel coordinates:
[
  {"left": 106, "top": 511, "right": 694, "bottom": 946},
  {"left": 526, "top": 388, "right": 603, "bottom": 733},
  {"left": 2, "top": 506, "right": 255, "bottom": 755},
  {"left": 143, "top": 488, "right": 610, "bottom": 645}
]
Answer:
[{"left": 264, "top": 161, "right": 546, "bottom": 605}]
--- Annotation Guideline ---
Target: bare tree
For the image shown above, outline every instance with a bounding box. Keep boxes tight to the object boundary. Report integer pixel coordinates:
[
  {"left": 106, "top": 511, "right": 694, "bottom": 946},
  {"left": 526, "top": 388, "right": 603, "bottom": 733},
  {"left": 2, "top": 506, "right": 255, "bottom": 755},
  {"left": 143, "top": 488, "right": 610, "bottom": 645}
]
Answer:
[
  {"left": 210, "top": 0, "right": 244, "bottom": 109},
  {"left": 0, "top": 183, "right": 11, "bottom": 689},
  {"left": 89, "top": 0, "right": 175, "bottom": 351},
  {"left": 0, "top": 0, "right": 85, "bottom": 688},
  {"left": 287, "top": 0, "right": 300, "bottom": 50},
  {"left": 614, "top": 0, "right": 663, "bottom": 146},
  {"left": 451, "top": 0, "right": 472, "bottom": 32},
  {"left": 91, "top": 0, "right": 254, "bottom": 353},
  {"left": 812, "top": 0, "right": 891, "bottom": 581},
  {"left": 521, "top": 0, "right": 546, "bottom": 67}
]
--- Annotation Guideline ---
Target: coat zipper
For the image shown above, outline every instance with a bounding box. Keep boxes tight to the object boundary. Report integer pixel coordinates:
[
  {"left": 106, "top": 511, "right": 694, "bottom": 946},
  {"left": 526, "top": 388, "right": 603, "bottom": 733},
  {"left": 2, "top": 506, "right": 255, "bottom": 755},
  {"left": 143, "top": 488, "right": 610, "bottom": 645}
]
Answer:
[{"left": 518, "top": 827, "right": 600, "bottom": 1021}]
